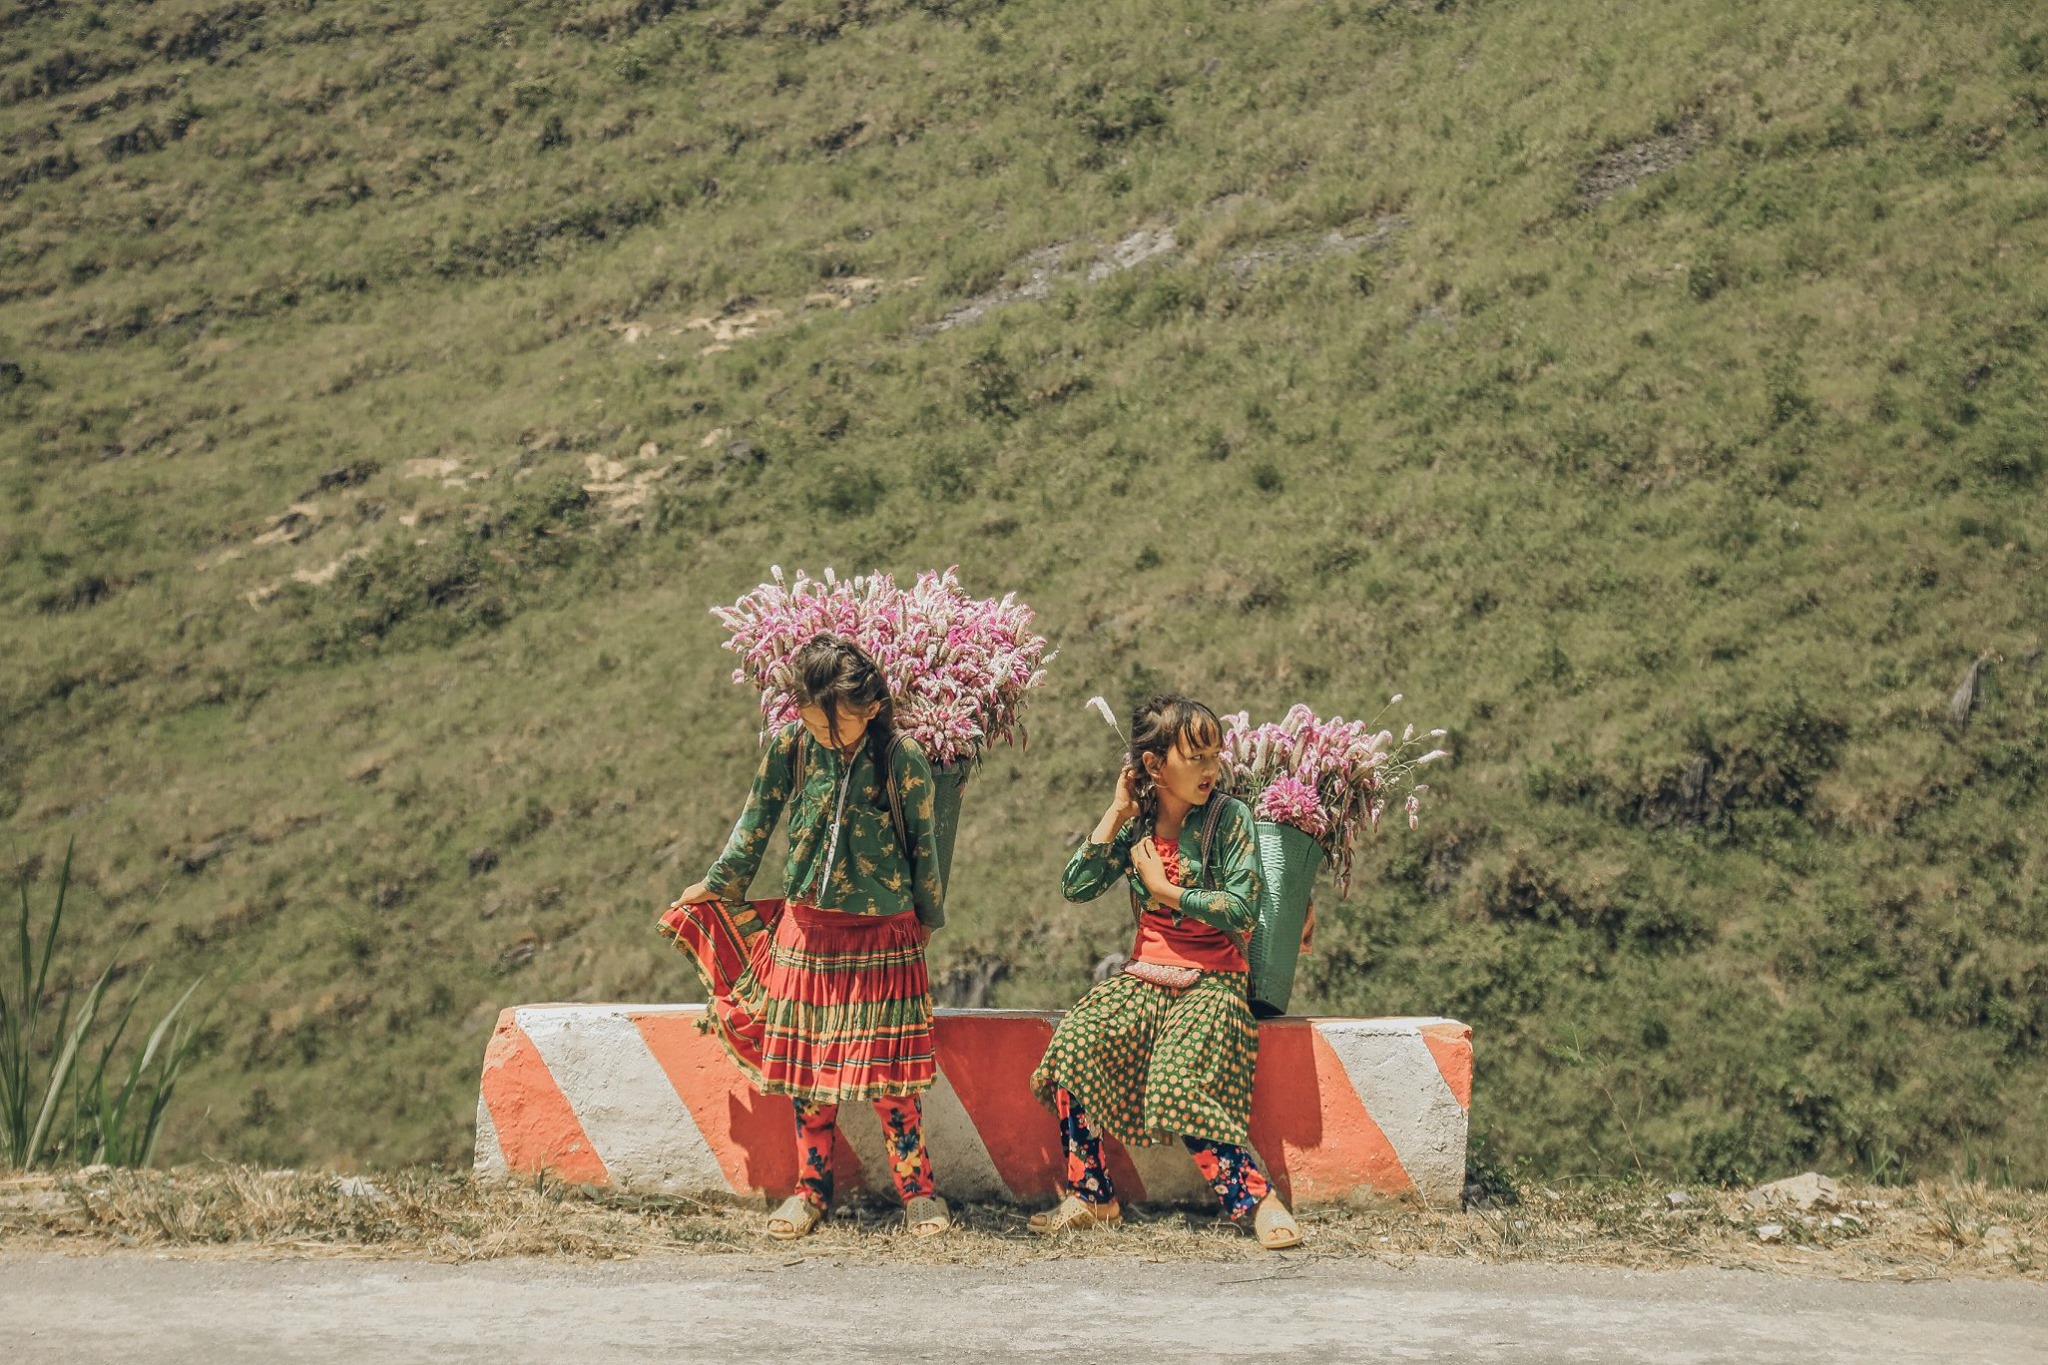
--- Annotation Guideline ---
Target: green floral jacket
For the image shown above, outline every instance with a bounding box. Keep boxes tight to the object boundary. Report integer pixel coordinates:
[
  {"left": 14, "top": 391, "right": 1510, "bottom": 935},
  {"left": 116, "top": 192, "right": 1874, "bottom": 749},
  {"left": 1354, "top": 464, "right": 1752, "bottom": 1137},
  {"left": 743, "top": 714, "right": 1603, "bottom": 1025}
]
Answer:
[
  {"left": 704, "top": 724, "right": 946, "bottom": 927},
  {"left": 1060, "top": 794, "right": 1261, "bottom": 940}
]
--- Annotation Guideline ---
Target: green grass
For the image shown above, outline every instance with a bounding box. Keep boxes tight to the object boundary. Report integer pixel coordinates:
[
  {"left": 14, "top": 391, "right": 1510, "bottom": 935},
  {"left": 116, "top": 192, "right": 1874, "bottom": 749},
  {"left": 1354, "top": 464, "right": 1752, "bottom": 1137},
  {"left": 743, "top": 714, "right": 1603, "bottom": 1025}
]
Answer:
[
  {"left": 2, "top": 841, "right": 205, "bottom": 1168},
  {"left": 1, "top": 0, "right": 2045, "bottom": 1184}
]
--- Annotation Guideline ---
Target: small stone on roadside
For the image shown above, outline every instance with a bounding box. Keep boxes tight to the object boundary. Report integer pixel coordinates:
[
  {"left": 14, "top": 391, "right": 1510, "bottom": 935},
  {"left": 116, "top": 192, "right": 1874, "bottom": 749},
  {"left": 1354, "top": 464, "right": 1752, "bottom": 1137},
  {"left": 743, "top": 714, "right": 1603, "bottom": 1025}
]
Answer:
[
  {"left": 1747, "top": 1171, "right": 1840, "bottom": 1213},
  {"left": 1665, "top": 1191, "right": 1689, "bottom": 1208},
  {"left": 1983, "top": 1226, "right": 2017, "bottom": 1257},
  {"left": 1756, "top": 1223, "right": 1785, "bottom": 1243}
]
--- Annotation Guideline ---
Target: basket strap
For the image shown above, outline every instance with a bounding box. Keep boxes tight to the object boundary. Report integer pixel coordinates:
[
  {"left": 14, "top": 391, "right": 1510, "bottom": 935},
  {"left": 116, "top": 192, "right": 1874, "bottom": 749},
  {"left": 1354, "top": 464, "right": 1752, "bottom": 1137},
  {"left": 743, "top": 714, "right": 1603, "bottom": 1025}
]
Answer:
[
  {"left": 1197, "top": 795, "right": 1224, "bottom": 889},
  {"left": 1202, "top": 797, "right": 1251, "bottom": 965}
]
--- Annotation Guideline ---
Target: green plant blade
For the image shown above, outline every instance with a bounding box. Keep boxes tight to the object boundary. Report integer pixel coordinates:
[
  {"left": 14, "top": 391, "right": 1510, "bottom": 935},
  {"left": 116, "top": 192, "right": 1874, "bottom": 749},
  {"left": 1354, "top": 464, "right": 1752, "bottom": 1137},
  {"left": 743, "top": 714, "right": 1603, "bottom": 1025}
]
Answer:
[{"left": 24, "top": 960, "right": 112, "bottom": 1169}]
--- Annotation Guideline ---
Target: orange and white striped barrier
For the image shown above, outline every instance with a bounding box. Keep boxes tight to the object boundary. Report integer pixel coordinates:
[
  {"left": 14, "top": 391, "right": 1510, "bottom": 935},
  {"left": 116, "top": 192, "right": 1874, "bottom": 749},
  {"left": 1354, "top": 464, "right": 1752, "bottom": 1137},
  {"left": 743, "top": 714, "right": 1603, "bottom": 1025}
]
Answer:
[{"left": 474, "top": 1005, "right": 1472, "bottom": 1207}]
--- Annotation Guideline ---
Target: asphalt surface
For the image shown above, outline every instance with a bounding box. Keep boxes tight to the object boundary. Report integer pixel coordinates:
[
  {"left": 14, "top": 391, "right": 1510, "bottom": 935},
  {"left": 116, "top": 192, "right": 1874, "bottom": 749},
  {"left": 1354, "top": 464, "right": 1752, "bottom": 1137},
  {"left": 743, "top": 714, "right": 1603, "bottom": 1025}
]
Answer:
[{"left": 3, "top": 1252, "right": 2043, "bottom": 1363}]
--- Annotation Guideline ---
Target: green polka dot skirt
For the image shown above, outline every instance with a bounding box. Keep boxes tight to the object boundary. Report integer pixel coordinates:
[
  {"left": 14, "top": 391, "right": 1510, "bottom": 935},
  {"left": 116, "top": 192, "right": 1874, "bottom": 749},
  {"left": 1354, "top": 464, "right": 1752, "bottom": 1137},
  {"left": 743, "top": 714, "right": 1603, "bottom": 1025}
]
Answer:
[{"left": 1030, "top": 971, "right": 1260, "bottom": 1147}]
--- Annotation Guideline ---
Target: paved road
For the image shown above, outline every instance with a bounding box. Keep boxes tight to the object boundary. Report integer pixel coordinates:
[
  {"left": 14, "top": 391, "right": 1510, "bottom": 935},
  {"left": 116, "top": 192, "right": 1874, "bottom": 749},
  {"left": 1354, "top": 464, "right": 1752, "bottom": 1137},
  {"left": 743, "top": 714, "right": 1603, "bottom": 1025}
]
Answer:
[{"left": 3, "top": 1252, "right": 2043, "bottom": 1363}]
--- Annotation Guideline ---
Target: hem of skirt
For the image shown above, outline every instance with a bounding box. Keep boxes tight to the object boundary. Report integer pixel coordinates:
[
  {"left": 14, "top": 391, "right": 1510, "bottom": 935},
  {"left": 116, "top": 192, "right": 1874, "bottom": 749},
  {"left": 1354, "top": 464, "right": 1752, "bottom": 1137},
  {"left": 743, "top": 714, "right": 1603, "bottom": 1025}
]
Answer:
[
  {"left": 1032, "top": 1069, "right": 1251, "bottom": 1149},
  {"left": 702, "top": 1013, "right": 771, "bottom": 1090},
  {"left": 655, "top": 915, "right": 716, "bottom": 994},
  {"left": 1157, "top": 1119, "right": 1254, "bottom": 1148},
  {"left": 757, "top": 1076, "right": 936, "bottom": 1103},
  {"left": 1029, "top": 1069, "right": 1156, "bottom": 1147}
]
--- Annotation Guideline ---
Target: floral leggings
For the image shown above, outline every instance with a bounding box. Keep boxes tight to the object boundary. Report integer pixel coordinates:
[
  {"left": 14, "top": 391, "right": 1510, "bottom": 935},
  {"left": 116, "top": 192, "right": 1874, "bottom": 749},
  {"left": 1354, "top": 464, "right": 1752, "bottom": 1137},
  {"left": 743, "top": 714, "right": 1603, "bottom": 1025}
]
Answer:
[
  {"left": 791, "top": 1095, "right": 935, "bottom": 1209},
  {"left": 1055, "top": 1087, "right": 1271, "bottom": 1220}
]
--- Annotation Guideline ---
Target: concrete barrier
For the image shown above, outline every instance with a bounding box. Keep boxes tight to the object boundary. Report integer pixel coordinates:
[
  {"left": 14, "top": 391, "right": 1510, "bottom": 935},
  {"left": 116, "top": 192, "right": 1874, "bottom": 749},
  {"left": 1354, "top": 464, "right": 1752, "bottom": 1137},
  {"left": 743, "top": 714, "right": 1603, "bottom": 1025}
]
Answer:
[{"left": 475, "top": 1005, "right": 1472, "bottom": 1207}]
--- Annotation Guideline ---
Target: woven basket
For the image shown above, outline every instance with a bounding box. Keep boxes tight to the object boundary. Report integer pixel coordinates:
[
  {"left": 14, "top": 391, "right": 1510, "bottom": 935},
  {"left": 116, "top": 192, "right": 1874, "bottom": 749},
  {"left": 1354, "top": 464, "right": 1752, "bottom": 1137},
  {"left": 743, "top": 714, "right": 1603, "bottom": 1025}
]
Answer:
[{"left": 1248, "top": 819, "right": 1324, "bottom": 1018}]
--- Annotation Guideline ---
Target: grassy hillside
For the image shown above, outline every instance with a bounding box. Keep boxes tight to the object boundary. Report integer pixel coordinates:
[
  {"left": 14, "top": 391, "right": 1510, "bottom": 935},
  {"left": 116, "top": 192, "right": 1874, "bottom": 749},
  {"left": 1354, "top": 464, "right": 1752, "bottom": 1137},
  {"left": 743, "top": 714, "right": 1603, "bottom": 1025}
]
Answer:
[{"left": 3, "top": 0, "right": 2045, "bottom": 1185}]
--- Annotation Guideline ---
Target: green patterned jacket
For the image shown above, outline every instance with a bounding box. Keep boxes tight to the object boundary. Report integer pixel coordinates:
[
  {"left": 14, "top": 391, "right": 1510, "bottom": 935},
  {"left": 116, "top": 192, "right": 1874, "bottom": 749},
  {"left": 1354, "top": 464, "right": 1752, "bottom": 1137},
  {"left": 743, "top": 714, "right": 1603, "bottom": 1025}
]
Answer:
[
  {"left": 1060, "top": 794, "right": 1261, "bottom": 938},
  {"left": 704, "top": 723, "right": 946, "bottom": 926}
]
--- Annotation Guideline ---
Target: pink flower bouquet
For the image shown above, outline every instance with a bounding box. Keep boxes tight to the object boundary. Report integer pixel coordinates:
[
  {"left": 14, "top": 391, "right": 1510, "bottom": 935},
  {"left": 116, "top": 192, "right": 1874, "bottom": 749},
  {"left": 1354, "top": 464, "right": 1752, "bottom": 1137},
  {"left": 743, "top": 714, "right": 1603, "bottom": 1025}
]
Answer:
[
  {"left": 1220, "top": 701, "right": 1448, "bottom": 895},
  {"left": 712, "top": 565, "right": 1055, "bottom": 767}
]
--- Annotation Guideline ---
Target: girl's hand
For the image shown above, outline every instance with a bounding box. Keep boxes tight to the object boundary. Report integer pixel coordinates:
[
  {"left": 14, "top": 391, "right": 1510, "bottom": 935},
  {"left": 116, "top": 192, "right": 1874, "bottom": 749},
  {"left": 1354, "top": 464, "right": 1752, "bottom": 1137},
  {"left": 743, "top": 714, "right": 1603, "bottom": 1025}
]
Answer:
[
  {"left": 1088, "top": 765, "right": 1142, "bottom": 846},
  {"left": 675, "top": 881, "right": 721, "bottom": 906},
  {"left": 1129, "top": 838, "right": 1174, "bottom": 898},
  {"left": 1109, "top": 764, "right": 1141, "bottom": 823}
]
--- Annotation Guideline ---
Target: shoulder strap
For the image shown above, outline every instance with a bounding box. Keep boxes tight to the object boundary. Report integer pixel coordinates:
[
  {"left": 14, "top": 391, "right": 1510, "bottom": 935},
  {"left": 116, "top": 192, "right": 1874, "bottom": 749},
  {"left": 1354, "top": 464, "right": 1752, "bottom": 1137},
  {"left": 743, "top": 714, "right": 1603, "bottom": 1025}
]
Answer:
[
  {"left": 1197, "top": 795, "right": 1226, "bottom": 891},
  {"left": 1205, "top": 798, "right": 1251, "bottom": 964}
]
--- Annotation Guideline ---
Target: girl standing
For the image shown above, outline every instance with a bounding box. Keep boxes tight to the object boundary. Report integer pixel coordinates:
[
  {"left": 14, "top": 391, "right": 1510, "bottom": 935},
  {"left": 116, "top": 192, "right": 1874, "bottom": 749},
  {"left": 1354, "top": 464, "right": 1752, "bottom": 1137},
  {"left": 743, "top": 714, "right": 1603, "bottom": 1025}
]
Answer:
[
  {"left": 663, "top": 634, "right": 951, "bottom": 1240},
  {"left": 1029, "top": 694, "right": 1302, "bottom": 1249}
]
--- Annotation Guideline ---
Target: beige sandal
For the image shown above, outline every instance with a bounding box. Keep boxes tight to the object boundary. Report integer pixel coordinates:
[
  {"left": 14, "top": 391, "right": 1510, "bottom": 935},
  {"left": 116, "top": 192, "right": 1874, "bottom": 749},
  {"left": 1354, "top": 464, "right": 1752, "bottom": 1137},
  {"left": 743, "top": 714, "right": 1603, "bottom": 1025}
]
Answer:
[
  {"left": 1254, "top": 1193, "right": 1302, "bottom": 1250},
  {"left": 1027, "top": 1194, "right": 1123, "bottom": 1235},
  {"left": 765, "top": 1194, "right": 824, "bottom": 1241},
  {"left": 904, "top": 1194, "right": 951, "bottom": 1238}
]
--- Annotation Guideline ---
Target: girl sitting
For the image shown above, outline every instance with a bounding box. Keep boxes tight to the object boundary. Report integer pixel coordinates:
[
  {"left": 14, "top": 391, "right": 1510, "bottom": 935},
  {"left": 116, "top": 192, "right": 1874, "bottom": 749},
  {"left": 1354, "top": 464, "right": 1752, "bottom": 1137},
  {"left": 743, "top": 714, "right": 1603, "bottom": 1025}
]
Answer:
[
  {"left": 1029, "top": 694, "right": 1302, "bottom": 1249},
  {"left": 663, "top": 634, "right": 950, "bottom": 1240}
]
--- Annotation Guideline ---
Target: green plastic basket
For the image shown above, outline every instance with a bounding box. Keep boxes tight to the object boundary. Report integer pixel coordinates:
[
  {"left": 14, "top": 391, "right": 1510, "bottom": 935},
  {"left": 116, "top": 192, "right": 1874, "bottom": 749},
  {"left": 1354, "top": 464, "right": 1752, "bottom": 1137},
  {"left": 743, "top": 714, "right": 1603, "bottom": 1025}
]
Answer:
[{"left": 1248, "top": 819, "right": 1324, "bottom": 1018}]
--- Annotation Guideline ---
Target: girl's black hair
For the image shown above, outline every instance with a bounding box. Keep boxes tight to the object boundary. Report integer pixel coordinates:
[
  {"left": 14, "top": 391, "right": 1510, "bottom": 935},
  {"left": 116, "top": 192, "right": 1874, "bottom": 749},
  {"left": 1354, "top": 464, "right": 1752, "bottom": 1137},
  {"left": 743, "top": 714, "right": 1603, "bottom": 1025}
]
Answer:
[
  {"left": 1127, "top": 693, "right": 1222, "bottom": 825},
  {"left": 791, "top": 633, "right": 897, "bottom": 779}
]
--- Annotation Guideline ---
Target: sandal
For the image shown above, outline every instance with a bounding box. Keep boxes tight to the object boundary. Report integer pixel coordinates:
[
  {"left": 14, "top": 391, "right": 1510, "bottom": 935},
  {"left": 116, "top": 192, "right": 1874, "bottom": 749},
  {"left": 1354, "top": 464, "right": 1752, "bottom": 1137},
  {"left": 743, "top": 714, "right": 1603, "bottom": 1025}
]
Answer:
[
  {"left": 904, "top": 1194, "right": 951, "bottom": 1238},
  {"left": 765, "top": 1194, "right": 824, "bottom": 1241},
  {"left": 1254, "top": 1193, "right": 1303, "bottom": 1250},
  {"left": 1027, "top": 1194, "right": 1122, "bottom": 1236}
]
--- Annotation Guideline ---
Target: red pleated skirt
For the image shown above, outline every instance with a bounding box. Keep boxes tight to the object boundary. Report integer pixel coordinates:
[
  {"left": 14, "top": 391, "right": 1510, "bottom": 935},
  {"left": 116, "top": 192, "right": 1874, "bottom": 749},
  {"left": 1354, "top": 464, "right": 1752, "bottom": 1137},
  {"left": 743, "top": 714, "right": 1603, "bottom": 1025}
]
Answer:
[{"left": 658, "top": 897, "right": 937, "bottom": 1102}]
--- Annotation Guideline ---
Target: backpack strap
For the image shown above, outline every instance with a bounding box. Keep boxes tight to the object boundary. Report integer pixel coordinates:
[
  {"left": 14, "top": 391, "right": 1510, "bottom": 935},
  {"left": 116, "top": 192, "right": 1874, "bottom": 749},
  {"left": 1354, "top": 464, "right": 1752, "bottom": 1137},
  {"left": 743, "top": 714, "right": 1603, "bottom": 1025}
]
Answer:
[
  {"left": 1204, "top": 796, "right": 1252, "bottom": 964},
  {"left": 1197, "top": 794, "right": 1225, "bottom": 890}
]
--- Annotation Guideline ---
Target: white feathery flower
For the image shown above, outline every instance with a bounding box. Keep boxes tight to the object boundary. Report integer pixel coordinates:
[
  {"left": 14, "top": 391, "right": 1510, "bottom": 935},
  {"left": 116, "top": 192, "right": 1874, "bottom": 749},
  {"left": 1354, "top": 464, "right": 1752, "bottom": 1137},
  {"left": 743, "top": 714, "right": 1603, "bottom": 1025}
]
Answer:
[{"left": 1086, "top": 694, "right": 1129, "bottom": 747}]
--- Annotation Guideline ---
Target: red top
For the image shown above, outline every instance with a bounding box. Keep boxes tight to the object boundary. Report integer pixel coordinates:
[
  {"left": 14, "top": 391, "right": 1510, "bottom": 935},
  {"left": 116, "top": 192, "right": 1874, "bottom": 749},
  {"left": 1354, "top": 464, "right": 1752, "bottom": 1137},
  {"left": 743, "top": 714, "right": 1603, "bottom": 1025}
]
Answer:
[{"left": 1130, "top": 837, "right": 1248, "bottom": 973}]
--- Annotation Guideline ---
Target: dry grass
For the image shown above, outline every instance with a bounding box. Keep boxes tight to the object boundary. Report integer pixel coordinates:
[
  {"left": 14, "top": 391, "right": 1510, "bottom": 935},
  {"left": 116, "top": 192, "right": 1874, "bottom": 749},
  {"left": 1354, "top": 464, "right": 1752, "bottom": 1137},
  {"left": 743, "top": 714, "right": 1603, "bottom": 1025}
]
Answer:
[{"left": 1, "top": 1168, "right": 2040, "bottom": 1282}]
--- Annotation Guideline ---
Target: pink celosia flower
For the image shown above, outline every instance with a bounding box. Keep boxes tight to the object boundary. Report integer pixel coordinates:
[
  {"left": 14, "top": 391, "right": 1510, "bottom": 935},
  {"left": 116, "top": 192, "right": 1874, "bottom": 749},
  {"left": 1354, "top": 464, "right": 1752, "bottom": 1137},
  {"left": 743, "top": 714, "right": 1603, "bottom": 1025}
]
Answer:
[
  {"left": 1219, "top": 697, "right": 1448, "bottom": 896},
  {"left": 1255, "top": 775, "right": 1330, "bottom": 839},
  {"left": 714, "top": 566, "right": 1055, "bottom": 767}
]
